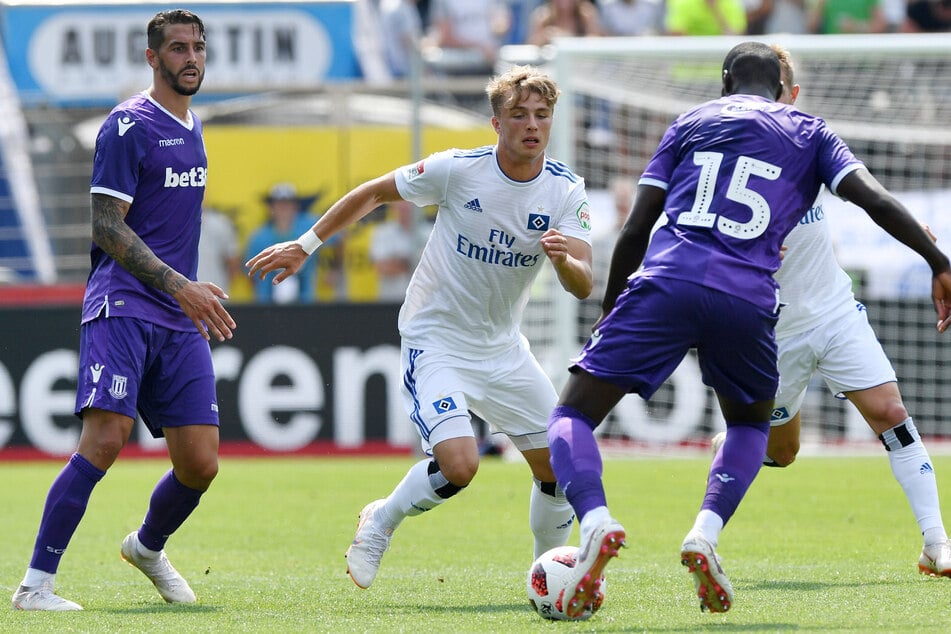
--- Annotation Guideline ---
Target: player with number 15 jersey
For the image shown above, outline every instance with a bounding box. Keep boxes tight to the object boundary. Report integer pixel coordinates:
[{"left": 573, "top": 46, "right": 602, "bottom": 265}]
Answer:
[
  {"left": 638, "top": 95, "right": 862, "bottom": 313},
  {"left": 548, "top": 42, "right": 951, "bottom": 617}
]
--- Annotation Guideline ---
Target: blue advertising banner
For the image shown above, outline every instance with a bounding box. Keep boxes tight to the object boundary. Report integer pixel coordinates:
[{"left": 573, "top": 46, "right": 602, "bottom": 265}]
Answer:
[{"left": 0, "top": 1, "right": 359, "bottom": 107}]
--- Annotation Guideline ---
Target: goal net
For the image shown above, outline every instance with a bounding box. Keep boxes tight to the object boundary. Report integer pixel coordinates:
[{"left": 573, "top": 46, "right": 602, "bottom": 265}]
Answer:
[{"left": 514, "top": 34, "right": 951, "bottom": 449}]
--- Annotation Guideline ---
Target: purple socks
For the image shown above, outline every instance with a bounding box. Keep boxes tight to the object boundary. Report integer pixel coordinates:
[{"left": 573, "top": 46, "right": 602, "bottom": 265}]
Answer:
[
  {"left": 138, "top": 469, "right": 203, "bottom": 552},
  {"left": 30, "top": 453, "right": 105, "bottom": 573},
  {"left": 547, "top": 405, "right": 607, "bottom": 521},
  {"left": 702, "top": 422, "right": 770, "bottom": 525}
]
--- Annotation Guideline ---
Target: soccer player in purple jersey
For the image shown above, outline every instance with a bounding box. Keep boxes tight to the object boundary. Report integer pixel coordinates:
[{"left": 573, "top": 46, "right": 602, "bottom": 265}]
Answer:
[
  {"left": 12, "top": 10, "right": 235, "bottom": 612},
  {"left": 712, "top": 43, "right": 951, "bottom": 578},
  {"left": 546, "top": 41, "right": 951, "bottom": 617}
]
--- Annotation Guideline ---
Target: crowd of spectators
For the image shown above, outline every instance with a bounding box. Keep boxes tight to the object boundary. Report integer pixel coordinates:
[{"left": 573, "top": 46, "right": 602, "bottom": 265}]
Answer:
[
  {"left": 359, "top": 0, "right": 949, "bottom": 82},
  {"left": 249, "top": 0, "right": 948, "bottom": 305}
]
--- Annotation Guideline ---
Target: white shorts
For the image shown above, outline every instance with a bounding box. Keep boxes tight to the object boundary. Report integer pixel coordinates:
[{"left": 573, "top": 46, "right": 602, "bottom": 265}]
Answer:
[
  {"left": 400, "top": 338, "right": 556, "bottom": 455},
  {"left": 772, "top": 302, "right": 896, "bottom": 426}
]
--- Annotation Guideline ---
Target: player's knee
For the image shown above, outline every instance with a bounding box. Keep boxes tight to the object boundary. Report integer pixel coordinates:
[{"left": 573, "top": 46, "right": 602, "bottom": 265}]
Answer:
[
  {"left": 79, "top": 435, "right": 125, "bottom": 470},
  {"left": 193, "top": 459, "right": 219, "bottom": 488},
  {"left": 769, "top": 443, "right": 799, "bottom": 467},
  {"left": 429, "top": 459, "right": 474, "bottom": 497},
  {"left": 871, "top": 403, "right": 910, "bottom": 431},
  {"left": 176, "top": 456, "right": 218, "bottom": 491}
]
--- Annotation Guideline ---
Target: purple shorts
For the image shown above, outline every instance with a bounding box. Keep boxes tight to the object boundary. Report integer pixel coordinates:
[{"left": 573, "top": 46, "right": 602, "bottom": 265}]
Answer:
[
  {"left": 573, "top": 275, "right": 779, "bottom": 404},
  {"left": 75, "top": 316, "right": 219, "bottom": 438}
]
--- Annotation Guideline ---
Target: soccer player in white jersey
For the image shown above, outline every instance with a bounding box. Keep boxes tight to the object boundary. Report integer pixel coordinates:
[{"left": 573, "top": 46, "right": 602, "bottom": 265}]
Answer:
[
  {"left": 247, "top": 65, "right": 593, "bottom": 589},
  {"left": 714, "top": 44, "right": 951, "bottom": 577}
]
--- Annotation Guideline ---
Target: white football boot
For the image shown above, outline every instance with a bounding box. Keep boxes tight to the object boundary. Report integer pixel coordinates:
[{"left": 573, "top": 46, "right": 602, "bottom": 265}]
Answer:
[
  {"left": 120, "top": 531, "right": 196, "bottom": 603},
  {"left": 346, "top": 499, "right": 394, "bottom": 589},
  {"left": 681, "top": 530, "right": 734, "bottom": 613},
  {"left": 11, "top": 581, "right": 83, "bottom": 611},
  {"left": 919, "top": 539, "right": 951, "bottom": 578},
  {"left": 562, "top": 517, "right": 626, "bottom": 619}
]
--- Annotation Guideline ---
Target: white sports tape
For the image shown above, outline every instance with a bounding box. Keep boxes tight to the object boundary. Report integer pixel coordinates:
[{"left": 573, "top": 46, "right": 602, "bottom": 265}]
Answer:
[{"left": 295, "top": 230, "right": 322, "bottom": 255}]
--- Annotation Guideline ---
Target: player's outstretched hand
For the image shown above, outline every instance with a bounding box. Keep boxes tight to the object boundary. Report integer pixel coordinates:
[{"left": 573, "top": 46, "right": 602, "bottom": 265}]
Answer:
[
  {"left": 245, "top": 241, "right": 307, "bottom": 285},
  {"left": 933, "top": 270, "right": 951, "bottom": 333},
  {"left": 175, "top": 281, "right": 236, "bottom": 342},
  {"left": 919, "top": 224, "right": 950, "bottom": 332}
]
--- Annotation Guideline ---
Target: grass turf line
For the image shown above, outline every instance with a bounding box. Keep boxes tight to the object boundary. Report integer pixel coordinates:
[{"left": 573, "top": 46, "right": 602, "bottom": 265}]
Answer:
[{"left": 1, "top": 455, "right": 950, "bottom": 632}]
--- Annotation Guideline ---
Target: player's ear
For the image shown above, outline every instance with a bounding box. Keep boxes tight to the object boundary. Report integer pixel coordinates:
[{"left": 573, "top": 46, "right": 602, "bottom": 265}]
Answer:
[
  {"left": 721, "top": 70, "right": 732, "bottom": 96},
  {"left": 774, "top": 81, "right": 784, "bottom": 100},
  {"left": 790, "top": 84, "right": 801, "bottom": 103}
]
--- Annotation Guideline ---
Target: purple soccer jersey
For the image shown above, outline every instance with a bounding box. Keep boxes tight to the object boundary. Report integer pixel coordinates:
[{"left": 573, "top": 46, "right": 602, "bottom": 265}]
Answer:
[
  {"left": 84, "top": 92, "right": 208, "bottom": 331},
  {"left": 638, "top": 94, "right": 863, "bottom": 312}
]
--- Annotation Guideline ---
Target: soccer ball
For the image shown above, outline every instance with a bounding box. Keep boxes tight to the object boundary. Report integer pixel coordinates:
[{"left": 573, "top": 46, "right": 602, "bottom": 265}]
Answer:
[{"left": 526, "top": 545, "right": 606, "bottom": 621}]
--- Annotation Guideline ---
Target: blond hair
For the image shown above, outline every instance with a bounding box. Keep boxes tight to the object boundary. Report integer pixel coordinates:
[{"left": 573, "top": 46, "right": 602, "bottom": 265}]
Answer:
[
  {"left": 770, "top": 43, "right": 795, "bottom": 90},
  {"left": 485, "top": 65, "right": 561, "bottom": 117}
]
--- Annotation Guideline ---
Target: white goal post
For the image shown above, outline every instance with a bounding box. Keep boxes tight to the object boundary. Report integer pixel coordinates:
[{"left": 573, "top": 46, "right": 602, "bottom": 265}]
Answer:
[{"left": 508, "top": 34, "right": 951, "bottom": 448}]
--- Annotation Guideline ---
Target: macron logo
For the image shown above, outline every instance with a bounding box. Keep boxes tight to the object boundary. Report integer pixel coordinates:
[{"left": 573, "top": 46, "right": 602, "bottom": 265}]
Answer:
[
  {"left": 589, "top": 329, "right": 602, "bottom": 348},
  {"left": 714, "top": 473, "right": 735, "bottom": 483},
  {"left": 117, "top": 116, "right": 135, "bottom": 137},
  {"left": 463, "top": 198, "right": 483, "bottom": 213}
]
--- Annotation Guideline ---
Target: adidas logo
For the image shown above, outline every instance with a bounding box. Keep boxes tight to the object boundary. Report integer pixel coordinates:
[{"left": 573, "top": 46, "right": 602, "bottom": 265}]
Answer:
[
  {"left": 556, "top": 515, "right": 575, "bottom": 530},
  {"left": 463, "top": 198, "right": 483, "bottom": 213},
  {"left": 921, "top": 462, "right": 935, "bottom": 475}
]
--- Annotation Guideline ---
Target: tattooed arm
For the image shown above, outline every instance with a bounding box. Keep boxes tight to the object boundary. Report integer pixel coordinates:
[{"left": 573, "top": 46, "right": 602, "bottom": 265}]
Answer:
[
  {"left": 91, "top": 193, "right": 189, "bottom": 295},
  {"left": 91, "top": 193, "right": 236, "bottom": 341}
]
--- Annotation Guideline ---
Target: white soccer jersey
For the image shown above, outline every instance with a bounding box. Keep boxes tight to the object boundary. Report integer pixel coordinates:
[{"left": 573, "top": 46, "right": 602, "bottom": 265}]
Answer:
[
  {"left": 775, "top": 191, "right": 858, "bottom": 338},
  {"left": 394, "top": 146, "right": 592, "bottom": 358}
]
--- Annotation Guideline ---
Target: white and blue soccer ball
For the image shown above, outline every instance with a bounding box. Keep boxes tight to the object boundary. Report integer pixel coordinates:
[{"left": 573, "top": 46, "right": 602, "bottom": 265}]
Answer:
[{"left": 526, "top": 545, "right": 606, "bottom": 621}]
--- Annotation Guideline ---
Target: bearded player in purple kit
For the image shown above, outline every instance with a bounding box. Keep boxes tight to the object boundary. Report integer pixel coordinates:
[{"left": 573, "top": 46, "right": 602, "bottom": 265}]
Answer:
[
  {"left": 12, "top": 9, "right": 235, "bottom": 611},
  {"left": 546, "top": 41, "right": 951, "bottom": 617}
]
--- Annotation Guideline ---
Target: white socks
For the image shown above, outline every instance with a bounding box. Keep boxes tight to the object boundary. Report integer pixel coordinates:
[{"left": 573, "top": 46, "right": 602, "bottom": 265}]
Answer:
[
  {"left": 21, "top": 568, "right": 53, "bottom": 589},
  {"left": 690, "top": 509, "right": 725, "bottom": 548},
  {"left": 530, "top": 481, "right": 574, "bottom": 559},
  {"left": 882, "top": 419, "right": 947, "bottom": 547},
  {"left": 379, "top": 459, "right": 447, "bottom": 529}
]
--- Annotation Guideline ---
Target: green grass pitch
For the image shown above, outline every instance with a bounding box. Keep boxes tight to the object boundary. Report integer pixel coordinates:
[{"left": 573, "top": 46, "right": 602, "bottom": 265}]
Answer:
[{"left": 2, "top": 453, "right": 951, "bottom": 632}]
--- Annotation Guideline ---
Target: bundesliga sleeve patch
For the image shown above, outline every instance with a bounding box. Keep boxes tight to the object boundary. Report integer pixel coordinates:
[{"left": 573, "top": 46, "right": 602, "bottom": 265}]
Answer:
[{"left": 406, "top": 161, "right": 425, "bottom": 181}]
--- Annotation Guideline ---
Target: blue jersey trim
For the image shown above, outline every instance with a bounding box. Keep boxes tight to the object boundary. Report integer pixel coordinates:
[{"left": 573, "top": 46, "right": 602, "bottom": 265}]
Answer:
[
  {"left": 543, "top": 158, "right": 579, "bottom": 182},
  {"left": 453, "top": 146, "right": 494, "bottom": 159}
]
